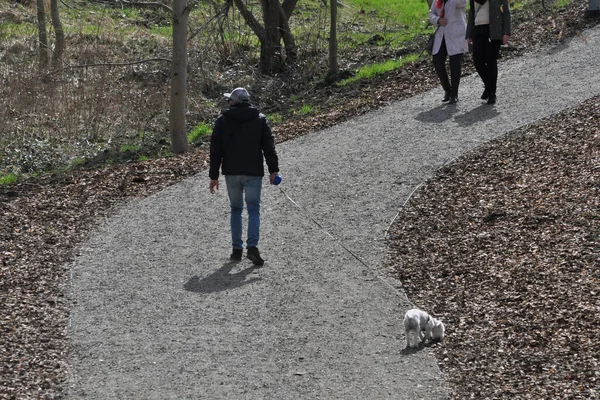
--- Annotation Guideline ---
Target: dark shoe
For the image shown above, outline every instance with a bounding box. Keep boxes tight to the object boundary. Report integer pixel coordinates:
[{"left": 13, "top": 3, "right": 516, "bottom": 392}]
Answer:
[
  {"left": 448, "top": 96, "right": 458, "bottom": 104},
  {"left": 481, "top": 90, "right": 489, "bottom": 100},
  {"left": 487, "top": 94, "right": 497, "bottom": 105},
  {"left": 246, "top": 246, "right": 264, "bottom": 266},
  {"left": 442, "top": 91, "right": 451, "bottom": 102},
  {"left": 230, "top": 248, "right": 243, "bottom": 261}
]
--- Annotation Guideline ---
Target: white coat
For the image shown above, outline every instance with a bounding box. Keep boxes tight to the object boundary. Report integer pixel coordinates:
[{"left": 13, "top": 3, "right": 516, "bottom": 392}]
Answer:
[{"left": 428, "top": 0, "right": 468, "bottom": 56}]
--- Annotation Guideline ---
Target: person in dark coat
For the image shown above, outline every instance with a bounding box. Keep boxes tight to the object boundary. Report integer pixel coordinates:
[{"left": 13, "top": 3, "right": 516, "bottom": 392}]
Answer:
[
  {"left": 466, "top": 0, "right": 511, "bottom": 105},
  {"left": 209, "top": 87, "right": 279, "bottom": 265}
]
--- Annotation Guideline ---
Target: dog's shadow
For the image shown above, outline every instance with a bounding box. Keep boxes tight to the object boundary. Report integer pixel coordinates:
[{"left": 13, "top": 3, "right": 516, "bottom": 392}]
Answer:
[
  {"left": 184, "top": 261, "right": 261, "bottom": 294},
  {"left": 401, "top": 339, "right": 442, "bottom": 355}
]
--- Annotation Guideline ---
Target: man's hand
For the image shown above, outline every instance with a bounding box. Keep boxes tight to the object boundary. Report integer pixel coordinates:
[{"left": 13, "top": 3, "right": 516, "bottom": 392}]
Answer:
[
  {"left": 210, "top": 179, "right": 219, "bottom": 194},
  {"left": 438, "top": 17, "right": 448, "bottom": 26},
  {"left": 269, "top": 172, "right": 277, "bottom": 185},
  {"left": 502, "top": 34, "right": 510, "bottom": 45}
]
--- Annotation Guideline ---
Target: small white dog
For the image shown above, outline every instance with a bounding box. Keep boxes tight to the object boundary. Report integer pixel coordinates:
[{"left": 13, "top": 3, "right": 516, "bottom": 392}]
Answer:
[{"left": 403, "top": 308, "right": 445, "bottom": 348}]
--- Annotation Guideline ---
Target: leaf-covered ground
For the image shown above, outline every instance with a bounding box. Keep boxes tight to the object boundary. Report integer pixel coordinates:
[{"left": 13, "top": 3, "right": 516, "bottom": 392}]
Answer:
[
  {"left": 1, "top": 2, "right": 599, "bottom": 398},
  {"left": 387, "top": 97, "right": 600, "bottom": 399}
]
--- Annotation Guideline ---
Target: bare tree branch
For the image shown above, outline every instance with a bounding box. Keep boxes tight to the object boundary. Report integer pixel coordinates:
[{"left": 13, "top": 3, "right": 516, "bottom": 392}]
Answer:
[
  {"left": 188, "top": 2, "right": 230, "bottom": 42},
  {"left": 232, "top": 0, "right": 266, "bottom": 42},
  {"left": 59, "top": 0, "right": 77, "bottom": 10}
]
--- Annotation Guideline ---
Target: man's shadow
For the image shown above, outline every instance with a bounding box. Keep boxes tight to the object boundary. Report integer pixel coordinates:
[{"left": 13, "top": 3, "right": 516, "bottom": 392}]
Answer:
[{"left": 184, "top": 262, "right": 261, "bottom": 294}]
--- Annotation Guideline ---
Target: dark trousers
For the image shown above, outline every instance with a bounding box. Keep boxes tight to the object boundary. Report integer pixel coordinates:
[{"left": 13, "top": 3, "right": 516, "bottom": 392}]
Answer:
[
  {"left": 472, "top": 24, "right": 502, "bottom": 95},
  {"left": 433, "top": 38, "right": 462, "bottom": 97}
]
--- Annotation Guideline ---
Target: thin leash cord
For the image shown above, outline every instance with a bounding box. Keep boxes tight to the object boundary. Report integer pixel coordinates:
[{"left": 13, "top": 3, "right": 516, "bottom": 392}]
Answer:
[
  {"left": 277, "top": 186, "right": 405, "bottom": 298},
  {"left": 383, "top": 157, "right": 460, "bottom": 239},
  {"left": 384, "top": 183, "right": 424, "bottom": 240},
  {"left": 276, "top": 158, "right": 460, "bottom": 298}
]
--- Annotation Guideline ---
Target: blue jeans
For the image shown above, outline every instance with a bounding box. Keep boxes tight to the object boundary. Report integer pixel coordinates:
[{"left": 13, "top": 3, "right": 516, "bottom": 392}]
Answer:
[{"left": 225, "top": 175, "right": 262, "bottom": 249}]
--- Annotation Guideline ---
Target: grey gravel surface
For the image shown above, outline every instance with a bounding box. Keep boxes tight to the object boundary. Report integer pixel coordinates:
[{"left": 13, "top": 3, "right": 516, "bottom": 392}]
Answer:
[{"left": 67, "top": 25, "right": 600, "bottom": 399}]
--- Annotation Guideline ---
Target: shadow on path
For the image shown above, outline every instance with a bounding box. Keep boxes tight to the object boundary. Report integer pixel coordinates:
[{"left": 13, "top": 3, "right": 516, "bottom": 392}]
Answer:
[
  {"left": 415, "top": 103, "right": 459, "bottom": 124},
  {"left": 454, "top": 104, "right": 499, "bottom": 127},
  {"left": 184, "top": 262, "right": 261, "bottom": 294},
  {"left": 416, "top": 102, "right": 500, "bottom": 127},
  {"left": 401, "top": 339, "right": 443, "bottom": 356}
]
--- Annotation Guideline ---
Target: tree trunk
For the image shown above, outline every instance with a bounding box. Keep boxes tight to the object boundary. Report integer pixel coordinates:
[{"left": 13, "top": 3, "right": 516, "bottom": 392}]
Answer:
[
  {"left": 231, "top": 0, "right": 299, "bottom": 74},
  {"left": 328, "top": 0, "right": 338, "bottom": 75},
  {"left": 281, "top": 0, "right": 298, "bottom": 19},
  {"left": 36, "top": 0, "right": 48, "bottom": 68},
  {"left": 260, "top": 0, "right": 282, "bottom": 74},
  {"left": 169, "top": 0, "right": 189, "bottom": 154},
  {"left": 278, "top": 3, "right": 297, "bottom": 61},
  {"left": 50, "top": 0, "right": 65, "bottom": 65}
]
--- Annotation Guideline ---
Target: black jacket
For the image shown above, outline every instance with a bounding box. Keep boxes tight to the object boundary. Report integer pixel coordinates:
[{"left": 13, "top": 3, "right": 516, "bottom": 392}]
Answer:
[
  {"left": 209, "top": 103, "right": 279, "bottom": 180},
  {"left": 466, "top": 0, "right": 511, "bottom": 41}
]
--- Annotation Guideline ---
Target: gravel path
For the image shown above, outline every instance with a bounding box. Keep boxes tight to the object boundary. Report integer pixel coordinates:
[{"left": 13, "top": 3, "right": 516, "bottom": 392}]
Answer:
[{"left": 67, "top": 25, "right": 600, "bottom": 399}]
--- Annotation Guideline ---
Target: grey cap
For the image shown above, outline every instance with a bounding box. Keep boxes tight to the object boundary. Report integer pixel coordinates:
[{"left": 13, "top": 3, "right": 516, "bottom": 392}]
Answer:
[{"left": 224, "top": 87, "right": 250, "bottom": 103}]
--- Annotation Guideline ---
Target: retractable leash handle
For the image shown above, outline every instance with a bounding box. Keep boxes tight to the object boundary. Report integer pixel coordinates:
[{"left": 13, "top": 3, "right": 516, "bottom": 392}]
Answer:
[{"left": 272, "top": 174, "right": 282, "bottom": 185}]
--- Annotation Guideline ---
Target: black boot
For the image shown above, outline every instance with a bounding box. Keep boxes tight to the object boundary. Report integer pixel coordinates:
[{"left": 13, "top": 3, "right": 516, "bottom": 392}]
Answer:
[
  {"left": 442, "top": 91, "right": 451, "bottom": 102},
  {"left": 247, "top": 246, "right": 264, "bottom": 266},
  {"left": 230, "top": 248, "right": 243, "bottom": 261},
  {"left": 487, "top": 93, "right": 496, "bottom": 105}
]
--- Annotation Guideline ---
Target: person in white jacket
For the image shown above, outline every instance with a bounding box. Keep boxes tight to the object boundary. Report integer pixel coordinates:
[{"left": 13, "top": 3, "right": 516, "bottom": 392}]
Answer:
[{"left": 429, "top": 0, "right": 468, "bottom": 104}]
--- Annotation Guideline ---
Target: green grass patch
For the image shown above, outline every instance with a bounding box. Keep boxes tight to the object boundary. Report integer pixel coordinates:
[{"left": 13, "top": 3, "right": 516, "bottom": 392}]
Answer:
[
  {"left": 553, "top": 0, "right": 571, "bottom": 9},
  {"left": 339, "top": 54, "right": 419, "bottom": 86},
  {"left": 69, "top": 157, "right": 86, "bottom": 169},
  {"left": 267, "top": 113, "right": 283, "bottom": 125},
  {"left": 150, "top": 25, "right": 172, "bottom": 38},
  {"left": 508, "top": 0, "right": 526, "bottom": 11},
  {"left": 114, "top": 7, "right": 143, "bottom": 20},
  {"left": 296, "top": 104, "right": 315, "bottom": 116},
  {"left": 120, "top": 144, "right": 141, "bottom": 153},
  {"left": 61, "top": 5, "right": 161, "bottom": 42},
  {"left": 0, "top": 22, "right": 36, "bottom": 39},
  {"left": 56, "top": 157, "right": 84, "bottom": 173},
  {"left": 0, "top": 173, "right": 18, "bottom": 185},
  {"left": 330, "top": 0, "right": 432, "bottom": 53},
  {"left": 188, "top": 122, "right": 212, "bottom": 143},
  {"left": 347, "top": 0, "right": 428, "bottom": 26}
]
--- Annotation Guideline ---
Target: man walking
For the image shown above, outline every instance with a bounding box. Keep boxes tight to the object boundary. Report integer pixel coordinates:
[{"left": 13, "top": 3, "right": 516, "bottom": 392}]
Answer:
[{"left": 209, "top": 87, "right": 279, "bottom": 266}]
